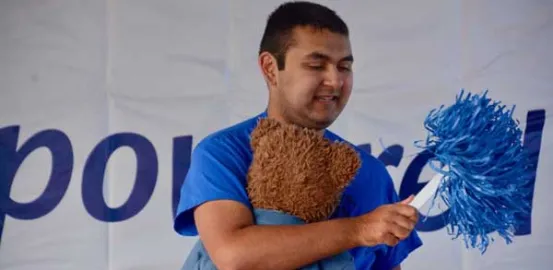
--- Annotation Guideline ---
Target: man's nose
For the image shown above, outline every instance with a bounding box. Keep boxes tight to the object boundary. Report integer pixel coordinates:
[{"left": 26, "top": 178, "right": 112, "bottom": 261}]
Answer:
[{"left": 323, "top": 67, "right": 343, "bottom": 89}]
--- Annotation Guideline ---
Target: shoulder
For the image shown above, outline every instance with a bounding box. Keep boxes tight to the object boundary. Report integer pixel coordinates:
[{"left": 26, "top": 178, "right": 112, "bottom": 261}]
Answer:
[
  {"left": 174, "top": 113, "right": 264, "bottom": 235},
  {"left": 192, "top": 113, "right": 263, "bottom": 160}
]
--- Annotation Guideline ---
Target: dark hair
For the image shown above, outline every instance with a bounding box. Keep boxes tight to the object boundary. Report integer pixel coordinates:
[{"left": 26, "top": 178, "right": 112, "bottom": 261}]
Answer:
[{"left": 259, "top": 1, "right": 349, "bottom": 70}]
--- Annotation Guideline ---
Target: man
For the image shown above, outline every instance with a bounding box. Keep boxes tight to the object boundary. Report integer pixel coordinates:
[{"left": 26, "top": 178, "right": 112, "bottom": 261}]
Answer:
[{"left": 174, "top": 1, "right": 422, "bottom": 269}]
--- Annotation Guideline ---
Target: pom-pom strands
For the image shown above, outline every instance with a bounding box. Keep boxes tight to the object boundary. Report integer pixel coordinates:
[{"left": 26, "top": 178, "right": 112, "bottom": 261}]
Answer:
[{"left": 415, "top": 89, "right": 534, "bottom": 254}]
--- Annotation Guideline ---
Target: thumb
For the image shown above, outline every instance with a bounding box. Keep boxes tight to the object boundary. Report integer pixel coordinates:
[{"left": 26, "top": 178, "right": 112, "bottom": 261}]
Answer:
[{"left": 398, "top": 195, "right": 415, "bottom": 205}]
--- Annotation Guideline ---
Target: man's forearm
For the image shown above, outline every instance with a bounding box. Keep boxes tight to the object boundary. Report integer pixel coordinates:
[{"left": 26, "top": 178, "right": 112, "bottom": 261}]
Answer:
[{"left": 216, "top": 217, "right": 360, "bottom": 270}]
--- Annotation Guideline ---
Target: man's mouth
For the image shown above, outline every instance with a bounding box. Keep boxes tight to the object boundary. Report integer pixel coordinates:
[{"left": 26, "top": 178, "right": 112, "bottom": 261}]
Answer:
[{"left": 315, "top": 95, "right": 338, "bottom": 101}]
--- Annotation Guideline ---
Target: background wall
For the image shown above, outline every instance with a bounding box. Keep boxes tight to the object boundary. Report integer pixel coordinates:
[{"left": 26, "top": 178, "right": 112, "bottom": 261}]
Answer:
[{"left": 1, "top": 1, "right": 551, "bottom": 269}]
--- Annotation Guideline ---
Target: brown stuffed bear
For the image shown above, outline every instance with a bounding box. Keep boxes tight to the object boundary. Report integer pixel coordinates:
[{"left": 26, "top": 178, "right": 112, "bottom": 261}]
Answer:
[{"left": 247, "top": 117, "right": 362, "bottom": 223}]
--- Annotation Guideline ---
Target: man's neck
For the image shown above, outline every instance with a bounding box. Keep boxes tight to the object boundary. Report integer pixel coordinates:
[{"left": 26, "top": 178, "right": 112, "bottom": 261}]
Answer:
[{"left": 265, "top": 107, "right": 325, "bottom": 137}]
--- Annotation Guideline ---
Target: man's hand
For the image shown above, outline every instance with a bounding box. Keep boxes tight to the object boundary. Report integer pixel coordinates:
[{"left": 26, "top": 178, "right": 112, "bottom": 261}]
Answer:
[{"left": 353, "top": 195, "right": 419, "bottom": 247}]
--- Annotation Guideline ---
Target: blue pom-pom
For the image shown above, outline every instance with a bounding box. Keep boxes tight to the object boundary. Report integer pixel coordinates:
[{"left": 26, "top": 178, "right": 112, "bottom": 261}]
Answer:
[{"left": 415, "top": 89, "right": 534, "bottom": 254}]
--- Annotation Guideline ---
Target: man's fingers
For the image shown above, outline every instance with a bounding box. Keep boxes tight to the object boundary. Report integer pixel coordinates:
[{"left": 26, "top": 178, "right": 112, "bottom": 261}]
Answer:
[
  {"left": 383, "top": 233, "right": 400, "bottom": 247},
  {"left": 392, "top": 204, "right": 419, "bottom": 223},
  {"left": 387, "top": 221, "right": 412, "bottom": 240},
  {"left": 399, "top": 194, "right": 414, "bottom": 205},
  {"left": 390, "top": 212, "right": 416, "bottom": 233}
]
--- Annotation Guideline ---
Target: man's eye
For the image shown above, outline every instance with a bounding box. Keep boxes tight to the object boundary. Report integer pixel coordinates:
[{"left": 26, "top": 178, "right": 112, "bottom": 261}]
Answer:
[
  {"left": 307, "top": 65, "right": 324, "bottom": 70},
  {"left": 338, "top": 63, "right": 353, "bottom": 71}
]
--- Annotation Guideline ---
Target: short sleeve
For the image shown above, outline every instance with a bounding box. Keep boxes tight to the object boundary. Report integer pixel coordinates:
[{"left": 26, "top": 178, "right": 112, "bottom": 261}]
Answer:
[
  {"left": 173, "top": 136, "right": 252, "bottom": 236},
  {"left": 371, "top": 160, "right": 423, "bottom": 269}
]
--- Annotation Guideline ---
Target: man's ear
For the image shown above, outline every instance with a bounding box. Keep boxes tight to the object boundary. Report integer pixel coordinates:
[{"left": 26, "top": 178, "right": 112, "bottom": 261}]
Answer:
[{"left": 258, "top": 52, "right": 279, "bottom": 87}]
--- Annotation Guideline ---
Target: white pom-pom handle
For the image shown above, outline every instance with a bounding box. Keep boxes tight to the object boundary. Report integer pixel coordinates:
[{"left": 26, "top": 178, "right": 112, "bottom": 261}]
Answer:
[{"left": 409, "top": 172, "right": 445, "bottom": 210}]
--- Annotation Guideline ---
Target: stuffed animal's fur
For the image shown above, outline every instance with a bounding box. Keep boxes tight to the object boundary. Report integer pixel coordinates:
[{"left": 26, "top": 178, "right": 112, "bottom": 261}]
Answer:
[{"left": 247, "top": 118, "right": 362, "bottom": 223}]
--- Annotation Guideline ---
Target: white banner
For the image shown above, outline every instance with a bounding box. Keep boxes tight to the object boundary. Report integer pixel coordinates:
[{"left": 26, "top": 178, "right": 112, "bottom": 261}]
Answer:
[{"left": 1, "top": 1, "right": 551, "bottom": 269}]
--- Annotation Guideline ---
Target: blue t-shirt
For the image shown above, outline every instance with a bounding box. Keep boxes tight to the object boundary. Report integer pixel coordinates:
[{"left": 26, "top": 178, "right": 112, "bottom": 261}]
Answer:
[{"left": 174, "top": 112, "right": 423, "bottom": 269}]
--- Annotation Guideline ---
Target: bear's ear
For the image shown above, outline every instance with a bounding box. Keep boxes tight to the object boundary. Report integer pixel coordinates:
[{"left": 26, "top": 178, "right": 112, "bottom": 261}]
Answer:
[
  {"left": 250, "top": 118, "right": 280, "bottom": 150},
  {"left": 328, "top": 142, "right": 362, "bottom": 188}
]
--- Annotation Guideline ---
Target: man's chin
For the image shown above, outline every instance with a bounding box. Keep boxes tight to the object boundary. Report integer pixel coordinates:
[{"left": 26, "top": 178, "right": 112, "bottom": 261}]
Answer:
[
  {"left": 287, "top": 111, "right": 339, "bottom": 130},
  {"left": 308, "top": 116, "right": 337, "bottom": 130}
]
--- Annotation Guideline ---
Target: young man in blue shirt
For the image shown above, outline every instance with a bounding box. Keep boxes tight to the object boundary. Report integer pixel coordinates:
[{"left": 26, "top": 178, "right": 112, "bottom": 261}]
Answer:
[{"left": 174, "top": 1, "right": 423, "bottom": 269}]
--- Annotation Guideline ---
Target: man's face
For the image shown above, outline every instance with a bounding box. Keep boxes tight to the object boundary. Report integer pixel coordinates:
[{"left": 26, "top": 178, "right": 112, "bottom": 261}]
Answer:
[{"left": 274, "top": 26, "right": 353, "bottom": 130}]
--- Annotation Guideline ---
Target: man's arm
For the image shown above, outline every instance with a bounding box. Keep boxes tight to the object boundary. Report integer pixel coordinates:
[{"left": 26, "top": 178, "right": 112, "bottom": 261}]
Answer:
[
  {"left": 195, "top": 200, "right": 360, "bottom": 270},
  {"left": 195, "top": 196, "right": 418, "bottom": 270},
  {"left": 393, "top": 265, "right": 402, "bottom": 270}
]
